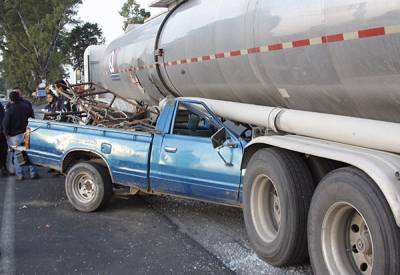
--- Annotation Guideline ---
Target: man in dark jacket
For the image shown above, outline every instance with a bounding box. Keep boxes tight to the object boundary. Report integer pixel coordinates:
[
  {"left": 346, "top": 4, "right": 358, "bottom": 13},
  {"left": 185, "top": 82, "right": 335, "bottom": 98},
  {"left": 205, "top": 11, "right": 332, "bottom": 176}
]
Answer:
[
  {"left": 3, "top": 91, "right": 39, "bottom": 180},
  {"left": 5, "top": 88, "right": 33, "bottom": 114},
  {"left": 0, "top": 101, "right": 7, "bottom": 176}
]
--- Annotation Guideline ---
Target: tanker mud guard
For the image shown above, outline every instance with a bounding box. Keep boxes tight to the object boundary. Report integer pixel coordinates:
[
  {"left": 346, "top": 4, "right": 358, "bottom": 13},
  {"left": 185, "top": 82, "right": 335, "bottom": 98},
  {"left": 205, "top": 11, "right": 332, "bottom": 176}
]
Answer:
[{"left": 153, "top": 0, "right": 188, "bottom": 98}]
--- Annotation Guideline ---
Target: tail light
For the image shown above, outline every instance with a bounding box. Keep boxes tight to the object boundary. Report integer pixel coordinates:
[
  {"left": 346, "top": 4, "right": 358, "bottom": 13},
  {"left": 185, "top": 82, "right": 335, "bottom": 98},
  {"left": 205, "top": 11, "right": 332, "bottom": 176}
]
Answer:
[{"left": 24, "top": 128, "right": 31, "bottom": 149}]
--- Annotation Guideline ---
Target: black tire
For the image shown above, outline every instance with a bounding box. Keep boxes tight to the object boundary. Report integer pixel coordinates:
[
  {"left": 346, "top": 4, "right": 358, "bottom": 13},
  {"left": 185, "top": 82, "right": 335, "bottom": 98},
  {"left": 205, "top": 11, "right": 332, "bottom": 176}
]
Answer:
[
  {"left": 65, "top": 161, "right": 113, "bottom": 212},
  {"left": 308, "top": 167, "right": 400, "bottom": 275},
  {"left": 243, "top": 148, "right": 314, "bottom": 266}
]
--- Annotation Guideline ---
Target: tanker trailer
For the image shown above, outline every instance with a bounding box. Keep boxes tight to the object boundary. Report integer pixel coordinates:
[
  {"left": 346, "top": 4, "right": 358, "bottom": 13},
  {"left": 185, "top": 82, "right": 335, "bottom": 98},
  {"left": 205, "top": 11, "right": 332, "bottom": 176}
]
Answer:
[{"left": 84, "top": 0, "right": 400, "bottom": 273}]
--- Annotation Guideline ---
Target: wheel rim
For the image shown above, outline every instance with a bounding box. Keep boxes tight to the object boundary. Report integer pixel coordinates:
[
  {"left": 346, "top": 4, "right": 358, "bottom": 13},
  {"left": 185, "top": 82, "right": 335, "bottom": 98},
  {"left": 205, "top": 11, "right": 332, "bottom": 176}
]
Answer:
[
  {"left": 322, "top": 202, "right": 374, "bottom": 275},
  {"left": 250, "top": 174, "right": 281, "bottom": 243},
  {"left": 71, "top": 172, "right": 97, "bottom": 203}
]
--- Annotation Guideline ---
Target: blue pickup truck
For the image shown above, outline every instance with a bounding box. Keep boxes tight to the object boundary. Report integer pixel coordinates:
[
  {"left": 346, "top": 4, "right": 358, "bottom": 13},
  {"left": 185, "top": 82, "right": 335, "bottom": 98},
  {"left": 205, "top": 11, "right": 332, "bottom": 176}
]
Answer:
[
  {"left": 22, "top": 97, "right": 322, "bottom": 267},
  {"left": 26, "top": 98, "right": 248, "bottom": 208}
]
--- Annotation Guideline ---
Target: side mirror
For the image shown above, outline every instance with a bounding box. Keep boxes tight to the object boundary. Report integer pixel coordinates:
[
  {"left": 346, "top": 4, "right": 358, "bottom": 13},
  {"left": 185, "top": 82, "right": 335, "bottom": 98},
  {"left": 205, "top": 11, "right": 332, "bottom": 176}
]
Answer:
[{"left": 211, "top": 128, "right": 228, "bottom": 149}]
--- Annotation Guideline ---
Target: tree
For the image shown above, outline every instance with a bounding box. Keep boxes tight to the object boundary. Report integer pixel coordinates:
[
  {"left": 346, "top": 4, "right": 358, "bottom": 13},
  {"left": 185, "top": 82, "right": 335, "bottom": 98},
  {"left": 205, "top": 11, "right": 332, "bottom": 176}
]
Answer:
[
  {"left": 0, "top": 0, "right": 81, "bottom": 96},
  {"left": 0, "top": 60, "right": 6, "bottom": 92},
  {"left": 119, "top": 0, "right": 151, "bottom": 31},
  {"left": 0, "top": 77, "right": 6, "bottom": 92},
  {"left": 66, "top": 22, "right": 104, "bottom": 72}
]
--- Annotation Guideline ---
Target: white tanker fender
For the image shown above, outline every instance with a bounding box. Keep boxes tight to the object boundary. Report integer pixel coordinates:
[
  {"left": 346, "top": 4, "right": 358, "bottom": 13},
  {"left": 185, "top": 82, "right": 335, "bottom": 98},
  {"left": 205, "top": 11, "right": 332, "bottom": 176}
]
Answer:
[{"left": 243, "top": 135, "right": 400, "bottom": 227}]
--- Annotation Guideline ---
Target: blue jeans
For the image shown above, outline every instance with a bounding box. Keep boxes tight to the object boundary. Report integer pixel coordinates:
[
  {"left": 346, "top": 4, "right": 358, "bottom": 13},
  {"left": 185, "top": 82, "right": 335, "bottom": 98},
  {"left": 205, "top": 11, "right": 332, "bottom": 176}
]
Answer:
[{"left": 7, "top": 133, "right": 38, "bottom": 177}]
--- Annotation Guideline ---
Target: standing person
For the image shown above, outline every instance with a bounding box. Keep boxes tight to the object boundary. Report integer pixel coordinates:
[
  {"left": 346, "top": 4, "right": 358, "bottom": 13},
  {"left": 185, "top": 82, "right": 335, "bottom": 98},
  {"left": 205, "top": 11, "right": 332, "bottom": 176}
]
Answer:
[
  {"left": 0, "top": 101, "right": 8, "bottom": 176},
  {"left": 54, "top": 80, "right": 72, "bottom": 112},
  {"left": 6, "top": 87, "right": 33, "bottom": 111},
  {"left": 2, "top": 91, "right": 39, "bottom": 180}
]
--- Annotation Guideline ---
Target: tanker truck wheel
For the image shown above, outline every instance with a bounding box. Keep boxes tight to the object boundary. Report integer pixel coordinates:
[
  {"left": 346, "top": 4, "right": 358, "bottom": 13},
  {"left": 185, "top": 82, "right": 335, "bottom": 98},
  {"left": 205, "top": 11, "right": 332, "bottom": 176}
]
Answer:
[
  {"left": 243, "top": 148, "right": 314, "bottom": 266},
  {"left": 65, "top": 161, "right": 113, "bottom": 212},
  {"left": 308, "top": 167, "right": 400, "bottom": 275}
]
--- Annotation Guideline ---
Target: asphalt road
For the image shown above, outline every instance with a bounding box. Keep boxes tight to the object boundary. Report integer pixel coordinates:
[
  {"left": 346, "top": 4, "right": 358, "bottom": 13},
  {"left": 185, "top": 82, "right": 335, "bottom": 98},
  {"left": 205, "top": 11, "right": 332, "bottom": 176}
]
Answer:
[
  {"left": 0, "top": 169, "right": 312, "bottom": 275},
  {"left": 0, "top": 170, "right": 232, "bottom": 275}
]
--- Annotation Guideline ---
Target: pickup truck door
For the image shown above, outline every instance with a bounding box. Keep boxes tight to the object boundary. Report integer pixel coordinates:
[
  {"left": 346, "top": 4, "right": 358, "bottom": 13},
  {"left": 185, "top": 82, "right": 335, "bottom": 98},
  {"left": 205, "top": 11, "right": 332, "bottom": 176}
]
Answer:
[{"left": 151, "top": 101, "right": 243, "bottom": 204}]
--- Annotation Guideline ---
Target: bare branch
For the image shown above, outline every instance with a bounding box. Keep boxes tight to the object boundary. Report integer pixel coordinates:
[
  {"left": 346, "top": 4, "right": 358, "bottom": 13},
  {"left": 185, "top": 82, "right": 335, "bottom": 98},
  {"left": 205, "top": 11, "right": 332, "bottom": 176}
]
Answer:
[
  {"left": 42, "top": 7, "right": 68, "bottom": 78},
  {"left": 17, "top": 10, "right": 41, "bottom": 63},
  {"left": 1, "top": 23, "right": 32, "bottom": 53}
]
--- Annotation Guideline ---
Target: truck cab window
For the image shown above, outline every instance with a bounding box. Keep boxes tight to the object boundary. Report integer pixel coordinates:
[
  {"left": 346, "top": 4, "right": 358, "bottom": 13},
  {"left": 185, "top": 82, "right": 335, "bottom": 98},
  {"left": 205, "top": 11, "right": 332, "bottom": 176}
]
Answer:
[{"left": 173, "top": 103, "right": 219, "bottom": 138}]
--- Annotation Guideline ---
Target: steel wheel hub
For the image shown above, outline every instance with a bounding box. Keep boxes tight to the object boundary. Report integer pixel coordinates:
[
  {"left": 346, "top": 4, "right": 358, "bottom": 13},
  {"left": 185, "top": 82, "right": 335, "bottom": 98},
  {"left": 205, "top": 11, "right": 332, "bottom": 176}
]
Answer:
[
  {"left": 250, "top": 174, "right": 281, "bottom": 243},
  {"left": 72, "top": 173, "right": 97, "bottom": 203},
  {"left": 349, "top": 213, "right": 373, "bottom": 273},
  {"left": 322, "top": 202, "right": 374, "bottom": 275},
  {"left": 272, "top": 190, "right": 281, "bottom": 228}
]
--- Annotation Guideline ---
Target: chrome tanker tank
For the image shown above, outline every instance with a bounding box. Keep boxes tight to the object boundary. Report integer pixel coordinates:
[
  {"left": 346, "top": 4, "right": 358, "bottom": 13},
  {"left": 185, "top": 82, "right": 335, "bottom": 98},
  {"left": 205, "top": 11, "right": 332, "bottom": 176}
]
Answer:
[{"left": 89, "top": 0, "right": 400, "bottom": 122}]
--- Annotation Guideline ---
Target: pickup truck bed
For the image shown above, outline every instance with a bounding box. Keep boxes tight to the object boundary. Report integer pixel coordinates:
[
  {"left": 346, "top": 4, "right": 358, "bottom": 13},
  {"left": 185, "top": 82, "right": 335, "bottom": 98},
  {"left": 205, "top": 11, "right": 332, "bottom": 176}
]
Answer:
[{"left": 28, "top": 120, "right": 152, "bottom": 189}]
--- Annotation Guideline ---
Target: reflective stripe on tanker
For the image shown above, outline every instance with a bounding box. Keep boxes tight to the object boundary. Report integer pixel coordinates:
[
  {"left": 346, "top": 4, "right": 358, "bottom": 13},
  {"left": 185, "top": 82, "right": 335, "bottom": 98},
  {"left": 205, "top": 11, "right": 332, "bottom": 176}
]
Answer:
[{"left": 113, "top": 24, "right": 400, "bottom": 74}]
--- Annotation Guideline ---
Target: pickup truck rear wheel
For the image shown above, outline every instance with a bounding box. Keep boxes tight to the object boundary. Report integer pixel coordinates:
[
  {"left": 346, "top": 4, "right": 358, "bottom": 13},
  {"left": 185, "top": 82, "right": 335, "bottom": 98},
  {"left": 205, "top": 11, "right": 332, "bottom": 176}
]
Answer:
[
  {"left": 308, "top": 167, "right": 400, "bottom": 275},
  {"left": 65, "top": 162, "right": 113, "bottom": 212},
  {"left": 243, "top": 148, "right": 314, "bottom": 266}
]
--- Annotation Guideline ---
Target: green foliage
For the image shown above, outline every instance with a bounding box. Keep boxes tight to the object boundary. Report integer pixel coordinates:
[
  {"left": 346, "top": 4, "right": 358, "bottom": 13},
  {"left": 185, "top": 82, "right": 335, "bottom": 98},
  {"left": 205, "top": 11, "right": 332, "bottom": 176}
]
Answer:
[
  {"left": 0, "top": 0, "right": 81, "bottom": 96},
  {"left": 0, "top": 75, "right": 6, "bottom": 92},
  {"left": 66, "top": 22, "right": 104, "bottom": 72},
  {"left": 0, "top": 59, "right": 5, "bottom": 92},
  {"left": 119, "top": 0, "right": 151, "bottom": 31}
]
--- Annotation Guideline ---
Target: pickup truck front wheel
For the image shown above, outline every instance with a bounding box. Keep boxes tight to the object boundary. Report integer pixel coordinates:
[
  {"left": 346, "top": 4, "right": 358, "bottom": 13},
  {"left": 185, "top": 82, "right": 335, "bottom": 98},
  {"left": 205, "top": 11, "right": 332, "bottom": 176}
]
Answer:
[
  {"left": 243, "top": 148, "right": 314, "bottom": 266},
  {"left": 65, "top": 162, "right": 113, "bottom": 212}
]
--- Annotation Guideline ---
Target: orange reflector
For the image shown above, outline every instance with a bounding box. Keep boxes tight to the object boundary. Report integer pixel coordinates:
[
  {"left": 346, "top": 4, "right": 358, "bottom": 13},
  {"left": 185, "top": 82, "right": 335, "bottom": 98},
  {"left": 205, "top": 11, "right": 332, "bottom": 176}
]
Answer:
[{"left": 24, "top": 128, "right": 30, "bottom": 149}]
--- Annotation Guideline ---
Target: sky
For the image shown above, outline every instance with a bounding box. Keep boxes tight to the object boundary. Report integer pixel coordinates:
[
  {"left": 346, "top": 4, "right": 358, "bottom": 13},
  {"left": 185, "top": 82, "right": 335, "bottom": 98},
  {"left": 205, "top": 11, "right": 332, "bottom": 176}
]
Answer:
[
  {"left": 67, "top": 0, "right": 166, "bottom": 82},
  {"left": 77, "top": 0, "right": 166, "bottom": 44}
]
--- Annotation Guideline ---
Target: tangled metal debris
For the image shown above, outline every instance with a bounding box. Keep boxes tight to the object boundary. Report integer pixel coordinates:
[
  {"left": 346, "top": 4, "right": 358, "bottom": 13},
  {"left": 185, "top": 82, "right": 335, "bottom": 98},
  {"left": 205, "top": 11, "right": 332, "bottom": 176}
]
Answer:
[{"left": 45, "top": 82, "right": 159, "bottom": 132}]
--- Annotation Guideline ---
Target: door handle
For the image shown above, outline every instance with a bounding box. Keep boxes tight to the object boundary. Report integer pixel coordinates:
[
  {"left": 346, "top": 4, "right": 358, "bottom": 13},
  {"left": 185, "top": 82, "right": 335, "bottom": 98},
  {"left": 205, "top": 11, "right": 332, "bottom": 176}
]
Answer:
[{"left": 164, "top": 147, "right": 177, "bottom": 153}]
